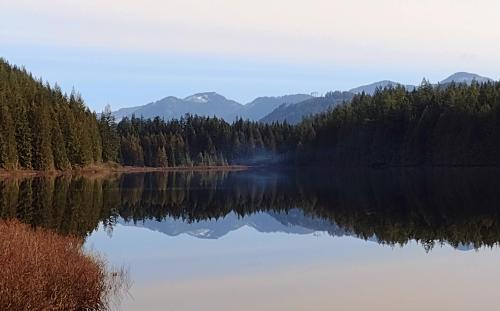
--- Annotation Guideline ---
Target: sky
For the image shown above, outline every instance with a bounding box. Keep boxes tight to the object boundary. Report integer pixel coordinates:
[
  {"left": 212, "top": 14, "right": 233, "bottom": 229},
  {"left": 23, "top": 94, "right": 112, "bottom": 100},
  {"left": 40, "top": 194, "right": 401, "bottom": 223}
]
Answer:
[{"left": 2, "top": 0, "right": 500, "bottom": 112}]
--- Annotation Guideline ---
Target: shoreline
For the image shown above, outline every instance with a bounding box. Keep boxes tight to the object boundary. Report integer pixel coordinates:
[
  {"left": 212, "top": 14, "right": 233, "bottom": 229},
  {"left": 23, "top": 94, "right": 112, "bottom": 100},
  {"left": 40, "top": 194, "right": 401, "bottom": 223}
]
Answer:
[
  {"left": 0, "top": 164, "right": 250, "bottom": 178},
  {"left": 2, "top": 163, "right": 498, "bottom": 179}
]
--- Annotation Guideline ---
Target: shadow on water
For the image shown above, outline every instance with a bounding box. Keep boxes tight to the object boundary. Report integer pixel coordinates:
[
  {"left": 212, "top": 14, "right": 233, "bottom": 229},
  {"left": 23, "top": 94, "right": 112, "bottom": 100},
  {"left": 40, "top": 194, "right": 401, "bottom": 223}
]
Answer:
[{"left": 2, "top": 168, "right": 500, "bottom": 250}]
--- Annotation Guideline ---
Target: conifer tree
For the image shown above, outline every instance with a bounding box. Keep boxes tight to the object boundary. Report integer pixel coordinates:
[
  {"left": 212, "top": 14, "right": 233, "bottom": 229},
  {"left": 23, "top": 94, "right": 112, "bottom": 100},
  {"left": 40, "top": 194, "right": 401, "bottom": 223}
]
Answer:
[
  {"left": 30, "top": 102, "right": 54, "bottom": 171},
  {"left": 0, "top": 103, "right": 18, "bottom": 169},
  {"left": 156, "top": 146, "right": 168, "bottom": 167},
  {"left": 51, "top": 116, "right": 71, "bottom": 170},
  {"left": 14, "top": 104, "right": 32, "bottom": 169},
  {"left": 99, "top": 105, "right": 120, "bottom": 162},
  {"left": 0, "top": 59, "right": 104, "bottom": 171}
]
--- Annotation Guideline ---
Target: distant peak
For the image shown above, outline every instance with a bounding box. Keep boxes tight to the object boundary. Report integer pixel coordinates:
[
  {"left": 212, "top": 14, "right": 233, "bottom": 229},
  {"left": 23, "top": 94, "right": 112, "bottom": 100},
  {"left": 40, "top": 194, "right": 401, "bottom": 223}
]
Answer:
[
  {"left": 447, "top": 72, "right": 481, "bottom": 78},
  {"left": 163, "top": 96, "right": 179, "bottom": 100},
  {"left": 193, "top": 91, "right": 219, "bottom": 96},
  {"left": 349, "top": 80, "right": 415, "bottom": 95},
  {"left": 440, "top": 72, "right": 493, "bottom": 84},
  {"left": 184, "top": 92, "right": 226, "bottom": 103}
]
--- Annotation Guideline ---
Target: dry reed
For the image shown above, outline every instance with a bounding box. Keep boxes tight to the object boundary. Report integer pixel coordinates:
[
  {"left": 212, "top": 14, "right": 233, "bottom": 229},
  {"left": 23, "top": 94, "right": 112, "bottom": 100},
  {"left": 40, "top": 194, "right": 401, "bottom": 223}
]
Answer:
[{"left": 0, "top": 220, "right": 128, "bottom": 310}]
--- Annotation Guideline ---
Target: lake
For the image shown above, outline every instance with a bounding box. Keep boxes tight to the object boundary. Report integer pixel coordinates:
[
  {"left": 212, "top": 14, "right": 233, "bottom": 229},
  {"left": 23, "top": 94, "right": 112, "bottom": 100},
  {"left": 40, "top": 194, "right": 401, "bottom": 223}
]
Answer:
[{"left": 2, "top": 168, "right": 500, "bottom": 310}]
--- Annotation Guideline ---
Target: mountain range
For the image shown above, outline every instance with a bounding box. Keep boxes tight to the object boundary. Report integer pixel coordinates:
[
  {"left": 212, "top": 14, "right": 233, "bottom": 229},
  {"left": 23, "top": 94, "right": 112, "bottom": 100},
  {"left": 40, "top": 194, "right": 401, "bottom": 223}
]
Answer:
[
  {"left": 119, "top": 209, "right": 473, "bottom": 250},
  {"left": 121, "top": 208, "right": 348, "bottom": 240},
  {"left": 111, "top": 72, "right": 495, "bottom": 125},
  {"left": 112, "top": 92, "right": 312, "bottom": 122}
]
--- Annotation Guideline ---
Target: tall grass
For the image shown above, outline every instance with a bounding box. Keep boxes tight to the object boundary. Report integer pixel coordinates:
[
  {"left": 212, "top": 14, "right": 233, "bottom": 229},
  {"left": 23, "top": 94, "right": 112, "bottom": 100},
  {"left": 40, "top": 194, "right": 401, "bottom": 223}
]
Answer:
[{"left": 0, "top": 220, "right": 128, "bottom": 310}]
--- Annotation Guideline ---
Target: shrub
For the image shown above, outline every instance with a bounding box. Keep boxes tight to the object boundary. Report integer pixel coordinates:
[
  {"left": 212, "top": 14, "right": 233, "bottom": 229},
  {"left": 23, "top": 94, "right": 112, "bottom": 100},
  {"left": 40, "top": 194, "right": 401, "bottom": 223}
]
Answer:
[{"left": 0, "top": 220, "right": 127, "bottom": 310}]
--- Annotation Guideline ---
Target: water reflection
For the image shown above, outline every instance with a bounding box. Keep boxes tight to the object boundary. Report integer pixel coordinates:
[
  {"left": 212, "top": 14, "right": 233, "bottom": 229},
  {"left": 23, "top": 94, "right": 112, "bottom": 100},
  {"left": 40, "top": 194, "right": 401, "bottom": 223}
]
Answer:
[
  {"left": 123, "top": 209, "right": 346, "bottom": 240},
  {"left": 2, "top": 168, "right": 500, "bottom": 249}
]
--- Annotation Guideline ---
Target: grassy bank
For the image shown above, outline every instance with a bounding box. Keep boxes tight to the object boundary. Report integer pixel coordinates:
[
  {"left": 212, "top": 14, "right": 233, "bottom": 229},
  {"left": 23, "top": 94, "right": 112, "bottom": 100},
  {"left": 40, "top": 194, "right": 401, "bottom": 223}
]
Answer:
[{"left": 0, "top": 220, "right": 127, "bottom": 310}]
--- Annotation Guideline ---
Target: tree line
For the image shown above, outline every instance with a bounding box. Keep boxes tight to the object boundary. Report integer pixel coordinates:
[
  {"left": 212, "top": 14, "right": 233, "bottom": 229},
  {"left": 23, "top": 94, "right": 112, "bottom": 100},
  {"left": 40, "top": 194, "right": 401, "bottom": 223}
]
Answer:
[
  {"left": 113, "top": 114, "right": 296, "bottom": 167},
  {"left": 0, "top": 59, "right": 102, "bottom": 170},
  {"left": 4, "top": 57, "right": 500, "bottom": 170},
  {"left": 298, "top": 80, "right": 500, "bottom": 166}
]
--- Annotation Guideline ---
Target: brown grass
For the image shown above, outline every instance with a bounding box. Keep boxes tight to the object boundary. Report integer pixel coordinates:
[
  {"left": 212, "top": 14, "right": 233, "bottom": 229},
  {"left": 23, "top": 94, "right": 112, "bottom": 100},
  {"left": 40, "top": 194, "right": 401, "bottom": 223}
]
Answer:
[{"left": 0, "top": 220, "right": 128, "bottom": 310}]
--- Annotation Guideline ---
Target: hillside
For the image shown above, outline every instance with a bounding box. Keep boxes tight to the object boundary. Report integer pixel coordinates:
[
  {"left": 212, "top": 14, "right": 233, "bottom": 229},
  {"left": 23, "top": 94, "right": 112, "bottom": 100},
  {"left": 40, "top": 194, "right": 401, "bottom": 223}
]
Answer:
[
  {"left": 349, "top": 80, "right": 416, "bottom": 95},
  {"left": 260, "top": 72, "right": 495, "bottom": 124},
  {"left": 297, "top": 81, "right": 500, "bottom": 167},
  {"left": 0, "top": 59, "right": 103, "bottom": 170},
  {"left": 440, "top": 72, "right": 493, "bottom": 85},
  {"left": 232, "top": 94, "right": 313, "bottom": 121},
  {"left": 260, "top": 91, "right": 354, "bottom": 124}
]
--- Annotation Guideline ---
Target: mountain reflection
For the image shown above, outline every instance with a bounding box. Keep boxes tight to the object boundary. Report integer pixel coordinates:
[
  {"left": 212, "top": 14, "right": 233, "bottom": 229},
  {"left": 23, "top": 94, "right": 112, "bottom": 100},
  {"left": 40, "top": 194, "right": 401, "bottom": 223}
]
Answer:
[
  {"left": 122, "top": 209, "right": 347, "bottom": 240},
  {"left": 2, "top": 168, "right": 500, "bottom": 250}
]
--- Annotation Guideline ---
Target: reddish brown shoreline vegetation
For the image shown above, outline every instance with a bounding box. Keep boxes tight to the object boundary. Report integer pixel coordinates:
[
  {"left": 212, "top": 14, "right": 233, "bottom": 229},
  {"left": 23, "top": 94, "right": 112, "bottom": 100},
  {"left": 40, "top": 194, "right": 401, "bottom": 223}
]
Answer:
[
  {"left": 0, "top": 163, "right": 249, "bottom": 178},
  {"left": 0, "top": 220, "right": 128, "bottom": 310}
]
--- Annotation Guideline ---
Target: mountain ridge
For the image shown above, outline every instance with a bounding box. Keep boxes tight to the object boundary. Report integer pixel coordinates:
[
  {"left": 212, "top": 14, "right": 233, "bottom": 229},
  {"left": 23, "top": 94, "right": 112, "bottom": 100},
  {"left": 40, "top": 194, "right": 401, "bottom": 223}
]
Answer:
[
  {"left": 120, "top": 209, "right": 346, "bottom": 240},
  {"left": 260, "top": 72, "right": 495, "bottom": 124},
  {"left": 260, "top": 91, "right": 354, "bottom": 124},
  {"left": 349, "top": 80, "right": 416, "bottom": 95},
  {"left": 111, "top": 72, "right": 496, "bottom": 124},
  {"left": 112, "top": 92, "right": 312, "bottom": 121},
  {"left": 439, "top": 72, "right": 493, "bottom": 85}
]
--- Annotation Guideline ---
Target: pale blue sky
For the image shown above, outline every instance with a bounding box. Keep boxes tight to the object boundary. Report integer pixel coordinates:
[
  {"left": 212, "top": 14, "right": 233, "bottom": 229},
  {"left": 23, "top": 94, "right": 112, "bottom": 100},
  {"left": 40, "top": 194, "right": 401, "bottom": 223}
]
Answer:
[{"left": 2, "top": 0, "right": 500, "bottom": 112}]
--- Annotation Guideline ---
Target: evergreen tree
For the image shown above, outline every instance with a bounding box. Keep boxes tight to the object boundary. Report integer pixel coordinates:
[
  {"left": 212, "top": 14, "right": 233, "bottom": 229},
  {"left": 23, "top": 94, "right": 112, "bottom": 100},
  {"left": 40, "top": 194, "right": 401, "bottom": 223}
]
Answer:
[
  {"left": 14, "top": 104, "right": 32, "bottom": 169},
  {"left": 51, "top": 115, "right": 71, "bottom": 170},
  {"left": 0, "top": 103, "right": 18, "bottom": 169},
  {"left": 156, "top": 146, "right": 168, "bottom": 167},
  {"left": 0, "top": 58, "right": 103, "bottom": 171},
  {"left": 30, "top": 102, "right": 54, "bottom": 170},
  {"left": 99, "top": 104, "right": 119, "bottom": 162}
]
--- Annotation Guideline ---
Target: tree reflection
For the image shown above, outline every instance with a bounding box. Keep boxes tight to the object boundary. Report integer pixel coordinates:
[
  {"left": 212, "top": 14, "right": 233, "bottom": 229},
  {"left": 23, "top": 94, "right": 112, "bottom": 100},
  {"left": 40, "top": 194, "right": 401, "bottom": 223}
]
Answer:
[{"left": 2, "top": 168, "right": 500, "bottom": 250}]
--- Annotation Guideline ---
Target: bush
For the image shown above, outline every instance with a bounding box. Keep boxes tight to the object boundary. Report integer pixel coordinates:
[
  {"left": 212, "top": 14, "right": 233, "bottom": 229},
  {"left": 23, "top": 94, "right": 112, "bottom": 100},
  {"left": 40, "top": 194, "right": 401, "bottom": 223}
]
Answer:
[{"left": 0, "top": 220, "right": 127, "bottom": 310}]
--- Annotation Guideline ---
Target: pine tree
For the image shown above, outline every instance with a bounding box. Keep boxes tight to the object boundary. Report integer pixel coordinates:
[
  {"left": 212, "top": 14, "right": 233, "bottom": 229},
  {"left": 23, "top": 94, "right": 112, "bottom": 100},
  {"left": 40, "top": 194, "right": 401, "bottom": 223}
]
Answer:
[
  {"left": 30, "top": 102, "right": 54, "bottom": 170},
  {"left": 0, "top": 59, "right": 106, "bottom": 171},
  {"left": 51, "top": 114, "right": 71, "bottom": 170},
  {"left": 156, "top": 146, "right": 168, "bottom": 167},
  {"left": 14, "top": 104, "right": 32, "bottom": 169},
  {"left": 99, "top": 105, "right": 119, "bottom": 162},
  {"left": 0, "top": 103, "right": 18, "bottom": 169}
]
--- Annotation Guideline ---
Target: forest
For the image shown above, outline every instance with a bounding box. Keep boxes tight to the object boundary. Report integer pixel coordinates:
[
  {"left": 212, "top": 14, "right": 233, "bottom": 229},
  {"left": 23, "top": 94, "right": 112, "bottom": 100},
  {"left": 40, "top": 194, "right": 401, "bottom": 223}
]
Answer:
[
  {"left": 114, "top": 114, "right": 296, "bottom": 167},
  {"left": 0, "top": 59, "right": 102, "bottom": 170},
  {"left": 3, "top": 58, "right": 500, "bottom": 170},
  {"left": 299, "top": 81, "right": 500, "bottom": 166}
]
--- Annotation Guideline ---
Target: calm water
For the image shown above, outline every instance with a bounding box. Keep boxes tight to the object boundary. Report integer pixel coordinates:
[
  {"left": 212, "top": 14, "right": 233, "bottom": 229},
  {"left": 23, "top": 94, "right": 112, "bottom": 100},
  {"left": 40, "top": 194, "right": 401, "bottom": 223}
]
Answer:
[{"left": 2, "top": 168, "right": 500, "bottom": 310}]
